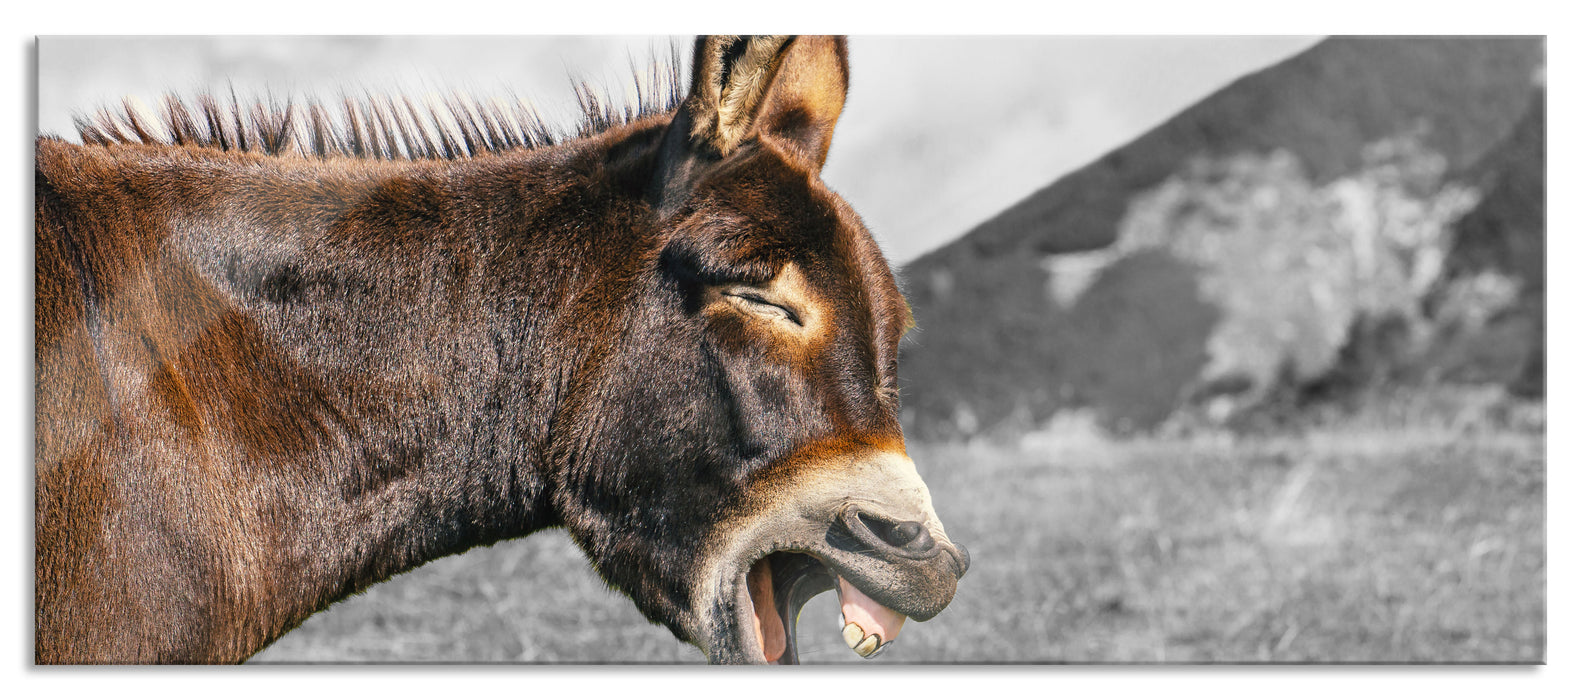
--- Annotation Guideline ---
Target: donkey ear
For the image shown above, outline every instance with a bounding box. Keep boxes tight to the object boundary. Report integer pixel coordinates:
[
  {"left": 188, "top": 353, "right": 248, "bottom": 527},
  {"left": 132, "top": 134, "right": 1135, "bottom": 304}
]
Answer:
[
  {"left": 680, "top": 35, "right": 849, "bottom": 168},
  {"left": 751, "top": 35, "right": 849, "bottom": 170},
  {"left": 680, "top": 35, "right": 794, "bottom": 158},
  {"left": 658, "top": 36, "right": 848, "bottom": 194}
]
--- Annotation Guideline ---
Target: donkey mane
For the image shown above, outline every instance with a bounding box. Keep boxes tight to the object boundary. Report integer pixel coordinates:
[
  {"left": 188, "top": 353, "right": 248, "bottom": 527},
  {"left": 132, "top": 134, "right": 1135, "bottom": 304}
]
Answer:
[{"left": 71, "top": 43, "right": 684, "bottom": 162}]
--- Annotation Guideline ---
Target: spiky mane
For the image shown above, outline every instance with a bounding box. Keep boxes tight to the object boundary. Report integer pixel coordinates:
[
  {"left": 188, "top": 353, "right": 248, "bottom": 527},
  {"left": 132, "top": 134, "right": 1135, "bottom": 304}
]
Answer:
[{"left": 72, "top": 44, "right": 684, "bottom": 161}]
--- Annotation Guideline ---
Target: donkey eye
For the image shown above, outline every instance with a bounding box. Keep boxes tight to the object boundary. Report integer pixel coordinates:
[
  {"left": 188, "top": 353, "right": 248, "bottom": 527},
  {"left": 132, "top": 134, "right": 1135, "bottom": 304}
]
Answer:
[{"left": 726, "top": 292, "right": 803, "bottom": 326}]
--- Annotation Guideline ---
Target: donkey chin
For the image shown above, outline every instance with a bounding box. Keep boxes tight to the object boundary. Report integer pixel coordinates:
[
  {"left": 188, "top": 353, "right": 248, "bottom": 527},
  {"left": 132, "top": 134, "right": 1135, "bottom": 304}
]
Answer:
[{"left": 692, "top": 451, "right": 970, "bottom": 664}]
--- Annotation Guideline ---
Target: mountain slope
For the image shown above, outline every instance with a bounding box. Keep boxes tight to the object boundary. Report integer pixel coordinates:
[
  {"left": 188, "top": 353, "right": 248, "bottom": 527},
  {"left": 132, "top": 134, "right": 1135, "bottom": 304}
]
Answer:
[
  {"left": 898, "top": 36, "right": 1544, "bottom": 440},
  {"left": 926, "top": 36, "right": 1544, "bottom": 261}
]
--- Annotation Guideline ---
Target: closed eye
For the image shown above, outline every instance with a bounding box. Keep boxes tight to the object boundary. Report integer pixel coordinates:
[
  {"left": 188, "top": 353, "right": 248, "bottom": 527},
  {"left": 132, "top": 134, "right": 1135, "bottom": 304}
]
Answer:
[{"left": 726, "top": 292, "right": 803, "bottom": 326}]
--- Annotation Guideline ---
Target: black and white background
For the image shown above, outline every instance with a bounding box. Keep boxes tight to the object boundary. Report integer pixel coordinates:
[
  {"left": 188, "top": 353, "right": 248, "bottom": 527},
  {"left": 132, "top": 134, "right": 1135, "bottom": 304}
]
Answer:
[{"left": 21, "top": 21, "right": 1555, "bottom": 679}]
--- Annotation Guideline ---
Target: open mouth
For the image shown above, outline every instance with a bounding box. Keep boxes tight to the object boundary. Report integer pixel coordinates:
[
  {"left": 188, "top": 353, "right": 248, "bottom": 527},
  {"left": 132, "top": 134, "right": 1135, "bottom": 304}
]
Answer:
[{"left": 744, "top": 551, "right": 910, "bottom": 664}]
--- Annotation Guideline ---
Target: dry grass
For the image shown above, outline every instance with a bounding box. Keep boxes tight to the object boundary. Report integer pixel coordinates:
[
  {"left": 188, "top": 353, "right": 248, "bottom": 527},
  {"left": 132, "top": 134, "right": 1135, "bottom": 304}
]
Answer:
[{"left": 253, "top": 387, "right": 1544, "bottom": 664}]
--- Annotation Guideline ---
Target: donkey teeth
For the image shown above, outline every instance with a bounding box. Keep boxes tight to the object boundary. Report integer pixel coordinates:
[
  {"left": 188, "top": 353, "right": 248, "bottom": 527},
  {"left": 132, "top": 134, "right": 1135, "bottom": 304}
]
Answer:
[
  {"left": 842, "top": 621, "right": 865, "bottom": 649},
  {"left": 854, "top": 634, "right": 882, "bottom": 658},
  {"left": 842, "top": 621, "right": 885, "bottom": 658}
]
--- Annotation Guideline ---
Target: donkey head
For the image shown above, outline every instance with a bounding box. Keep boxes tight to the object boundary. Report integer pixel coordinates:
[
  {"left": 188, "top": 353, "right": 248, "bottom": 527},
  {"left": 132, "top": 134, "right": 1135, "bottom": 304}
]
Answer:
[{"left": 549, "top": 35, "right": 967, "bottom": 664}]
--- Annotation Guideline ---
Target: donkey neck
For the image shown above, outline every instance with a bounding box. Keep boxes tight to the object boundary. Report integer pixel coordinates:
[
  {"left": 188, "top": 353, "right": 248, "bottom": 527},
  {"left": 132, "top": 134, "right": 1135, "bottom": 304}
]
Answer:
[{"left": 118, "top": 125, "right": 666, "bottom": 649}]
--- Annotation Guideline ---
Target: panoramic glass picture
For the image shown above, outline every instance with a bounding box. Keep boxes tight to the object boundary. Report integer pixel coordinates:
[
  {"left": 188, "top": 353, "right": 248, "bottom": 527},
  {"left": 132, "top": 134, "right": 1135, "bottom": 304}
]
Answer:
[{"left": 34, "top": 35, "right": 1544, "bottom": 664}]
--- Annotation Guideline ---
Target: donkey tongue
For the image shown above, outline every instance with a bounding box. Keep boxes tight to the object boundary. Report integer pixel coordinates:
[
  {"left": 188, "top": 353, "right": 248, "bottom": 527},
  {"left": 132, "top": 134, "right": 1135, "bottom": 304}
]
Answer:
[
  {"left": 836, "top": 576, "right": 905, "bottom": 657},
  {"left": 748, "top": 558, "right": 787, "bottom": 662}
]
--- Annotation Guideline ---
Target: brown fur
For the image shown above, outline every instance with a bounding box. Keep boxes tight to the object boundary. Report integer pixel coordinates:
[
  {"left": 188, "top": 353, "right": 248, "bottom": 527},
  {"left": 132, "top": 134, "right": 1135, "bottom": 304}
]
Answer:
[{"left": 36, "top": 36, "right": 960, "bottom": 665}]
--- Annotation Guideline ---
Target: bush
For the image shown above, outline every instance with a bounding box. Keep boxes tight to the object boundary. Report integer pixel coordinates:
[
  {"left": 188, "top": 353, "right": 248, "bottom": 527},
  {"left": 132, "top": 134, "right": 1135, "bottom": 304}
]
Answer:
[{"left": 1107, "top": 131, "right": 1483, "bottom": 414}]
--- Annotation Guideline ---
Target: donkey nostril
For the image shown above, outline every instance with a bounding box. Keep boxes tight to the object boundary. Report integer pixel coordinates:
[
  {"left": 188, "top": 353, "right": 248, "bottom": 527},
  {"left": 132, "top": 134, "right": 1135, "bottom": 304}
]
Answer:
[
  {"left": 879, "top": 519, "right": 934, "bottom": 553},
  {"left": 844, "top": 507, "right": 942, "bottom": 560},
  {"left": 883, "top": 521, "right": 924, "bottom": 548}
]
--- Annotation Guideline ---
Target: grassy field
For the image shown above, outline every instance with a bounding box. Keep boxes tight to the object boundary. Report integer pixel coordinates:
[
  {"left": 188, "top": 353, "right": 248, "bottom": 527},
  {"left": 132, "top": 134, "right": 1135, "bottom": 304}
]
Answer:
[{"left": 252, "top": 387, "right": 1544, "bottom": 664}]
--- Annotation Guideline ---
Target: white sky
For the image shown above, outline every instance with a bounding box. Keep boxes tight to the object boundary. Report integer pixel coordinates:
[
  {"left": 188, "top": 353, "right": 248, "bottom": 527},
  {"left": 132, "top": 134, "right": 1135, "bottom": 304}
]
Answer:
[{"left": 36, "top": 35, "right": 1320, "bottom": 263}]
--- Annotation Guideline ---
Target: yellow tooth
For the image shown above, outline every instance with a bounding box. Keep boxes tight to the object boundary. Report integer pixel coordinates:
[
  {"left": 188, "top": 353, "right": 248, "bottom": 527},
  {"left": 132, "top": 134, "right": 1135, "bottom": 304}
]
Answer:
[
  {"left": 842, "top": 622, "right": 865, "bottom": 649},
  {"left": 854, "top": 634, "right": 881, "bottom": 658}
]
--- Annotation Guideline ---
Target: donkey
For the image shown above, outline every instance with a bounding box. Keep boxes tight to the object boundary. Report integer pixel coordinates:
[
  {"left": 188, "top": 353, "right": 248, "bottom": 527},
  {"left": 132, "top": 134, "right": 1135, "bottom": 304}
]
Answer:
[{"left": 35, "top": 35, "right": 967, "bottom": 664}]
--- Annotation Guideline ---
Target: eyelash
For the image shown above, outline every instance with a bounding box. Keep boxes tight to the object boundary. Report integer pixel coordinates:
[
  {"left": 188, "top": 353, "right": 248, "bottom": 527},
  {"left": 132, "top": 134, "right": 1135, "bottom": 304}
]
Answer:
[{"left": 727, "top": 292, "right": 803, "bottom": 326}]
